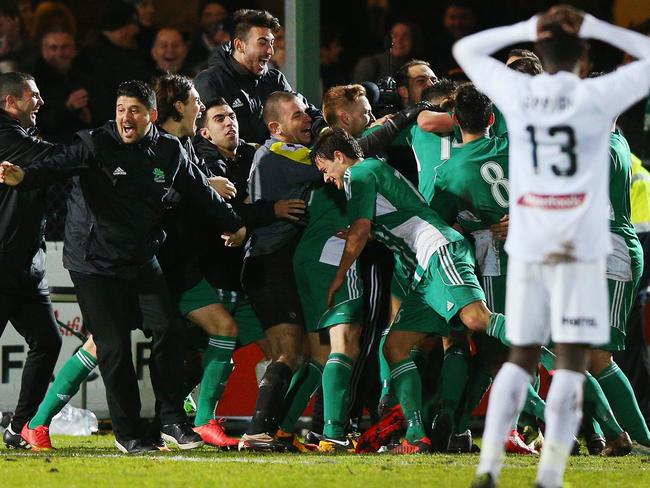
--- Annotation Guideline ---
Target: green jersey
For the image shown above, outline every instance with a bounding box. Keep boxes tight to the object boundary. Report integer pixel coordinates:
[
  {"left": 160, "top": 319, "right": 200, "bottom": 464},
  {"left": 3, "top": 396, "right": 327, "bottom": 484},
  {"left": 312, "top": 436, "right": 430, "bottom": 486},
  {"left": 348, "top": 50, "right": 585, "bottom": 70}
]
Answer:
[
  {"left": 294, "top": 183, "right": 349, "bottom": 265},
  {"left": 445, "top": 136, "right": 510, "bottom": 276},
  {"left": 490, "top": 106, "right": 508, "bottom": 138},
  {"left": 608, "top": 130, "right": 643, "bottom": 281},
  {"left": 344, "top": 157, "right": 463, "bottom": 286}
]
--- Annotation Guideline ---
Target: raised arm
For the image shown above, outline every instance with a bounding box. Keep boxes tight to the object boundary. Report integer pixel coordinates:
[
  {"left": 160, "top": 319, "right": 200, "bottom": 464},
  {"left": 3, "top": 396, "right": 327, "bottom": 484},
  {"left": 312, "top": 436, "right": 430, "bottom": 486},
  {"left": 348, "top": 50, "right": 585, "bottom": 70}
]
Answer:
[
  {"left": 452, "top": 17, "right": 538, "bottom": 109},
  {"left": 13, "top": 141, "right": 91, "bottom": 190}
]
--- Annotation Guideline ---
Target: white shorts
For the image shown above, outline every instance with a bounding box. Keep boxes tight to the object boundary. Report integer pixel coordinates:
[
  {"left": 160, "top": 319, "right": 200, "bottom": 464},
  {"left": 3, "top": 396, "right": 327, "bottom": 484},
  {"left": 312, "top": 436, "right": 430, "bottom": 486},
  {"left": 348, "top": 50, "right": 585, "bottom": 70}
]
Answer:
[{"left": 505, "top": 257, "right": 609, "bottom": 346}]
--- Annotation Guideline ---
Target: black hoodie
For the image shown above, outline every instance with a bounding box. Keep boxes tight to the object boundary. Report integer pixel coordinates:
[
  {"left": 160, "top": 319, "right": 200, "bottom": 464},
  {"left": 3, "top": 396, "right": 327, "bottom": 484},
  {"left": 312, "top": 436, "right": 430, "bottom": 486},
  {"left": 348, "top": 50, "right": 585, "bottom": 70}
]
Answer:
[
  {"left": 0, "top": 110, "right": 59, "bottom": 294},
  {"left": 19, "top": 121, "right": 243, "bottom": 279},
  {"left": 194, "top": 43, "right": 325, "bottom": 145}
]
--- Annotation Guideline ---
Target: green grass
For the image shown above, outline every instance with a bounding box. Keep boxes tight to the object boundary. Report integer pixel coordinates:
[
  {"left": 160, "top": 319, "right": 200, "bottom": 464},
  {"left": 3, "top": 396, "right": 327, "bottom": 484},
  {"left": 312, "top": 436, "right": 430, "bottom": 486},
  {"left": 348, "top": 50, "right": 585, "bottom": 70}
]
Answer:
[{"left": 2, "top": 435, "right": 650, "bottom": 488}]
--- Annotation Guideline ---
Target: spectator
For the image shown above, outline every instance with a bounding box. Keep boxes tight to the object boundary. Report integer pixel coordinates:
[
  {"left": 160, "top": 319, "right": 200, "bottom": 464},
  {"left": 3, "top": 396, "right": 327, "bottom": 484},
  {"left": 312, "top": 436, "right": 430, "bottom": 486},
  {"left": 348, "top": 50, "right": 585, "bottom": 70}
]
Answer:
[
  {"left": 33, "top": 26, "right": 92, "bottom": 143},
  {"left": 426, "top": 0, "right": 477, "bottom": 79},
  {"left": 194, "top": 8, "right": 324, "bottom": 145},
  {"left": 0, "top": 0, "right": 37, "bottom": 73},
  {"left": 352, "top": 21, "right": 418, "bottom": 83},
  {"left": 186, "top": 0, "right": 231, "bottom": 73},
  {"left": 124, "top": 0, "right": 157, "bottom": 51},
  {"left": 75, "top": 1, "right": 150, "bottom": 123},
  {"left": 150, "top": 27, "right": 193, "bottom": 78},
  {"left": 320, "top": 27, "right": 347, "bottom": 93}
]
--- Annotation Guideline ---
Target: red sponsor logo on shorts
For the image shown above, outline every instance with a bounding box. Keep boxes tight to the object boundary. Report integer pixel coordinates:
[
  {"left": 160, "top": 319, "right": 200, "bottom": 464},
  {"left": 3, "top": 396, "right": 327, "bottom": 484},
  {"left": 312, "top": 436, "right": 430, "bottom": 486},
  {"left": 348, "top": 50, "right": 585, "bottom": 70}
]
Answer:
[{"left": 517, "top": 192, "right": 585, "bottom": 209}]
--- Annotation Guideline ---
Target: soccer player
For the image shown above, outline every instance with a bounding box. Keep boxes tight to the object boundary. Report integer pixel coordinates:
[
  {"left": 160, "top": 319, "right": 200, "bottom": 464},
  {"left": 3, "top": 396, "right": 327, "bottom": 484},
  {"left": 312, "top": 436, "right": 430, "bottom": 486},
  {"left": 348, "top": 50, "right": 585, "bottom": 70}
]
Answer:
[
  {"left": 239, "top": 91, "right": 322, "bottom": 450},
  {"left": 0, "top": 80, "right": 245, "bottom": 454},
  {"left": 311, "top": 127, "right": 506, "bottom": 454},
  {"left": 452, "top": 5, "right": 650, "bottom": 487}
]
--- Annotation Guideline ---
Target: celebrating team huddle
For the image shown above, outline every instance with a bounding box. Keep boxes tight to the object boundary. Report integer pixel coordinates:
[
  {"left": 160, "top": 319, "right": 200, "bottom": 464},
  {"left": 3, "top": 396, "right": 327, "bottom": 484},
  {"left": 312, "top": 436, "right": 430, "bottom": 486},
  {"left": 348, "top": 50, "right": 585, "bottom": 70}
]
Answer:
[{"left": 1, "top": 4, "right": 650, "bottom": 488}]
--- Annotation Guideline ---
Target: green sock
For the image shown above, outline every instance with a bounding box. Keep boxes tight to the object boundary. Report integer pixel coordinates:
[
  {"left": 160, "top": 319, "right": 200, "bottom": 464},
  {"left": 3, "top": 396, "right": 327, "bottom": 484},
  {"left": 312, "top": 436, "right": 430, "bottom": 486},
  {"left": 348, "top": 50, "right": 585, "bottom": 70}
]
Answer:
[
  {"left": 278, "top": 360, "right": 323, "bottom": 433},
  {"left": 539, "top": 346, "right": 556, "bottom": 372},
  {"left": 458, "top": 360, "right": 492, "bottom": 432},
  {"left": 596, "top": 362, "right": 650, "bottom": 445},
  {"left": 391, "top": 358, "right": 426, "bottom": 442},
  {"left": 379, "top": 333, "right": 393, "bottom": 403},
  {"left": 583, "top": 371, "right": 623, "bottom": 440},
  {"left": 522, "top": 383, "right": 546, "bottom": 422},
  {"left": 486, "top": 313, "right": 510, "bottom": 346},
  {"left": 322, "top": 353, "right": 353, "bottom": 439},
  {"left": 439, "top": 345, "right": 469, "bottom": 433},
  {"left": 194, "top": 335, "right": 236, "bottom": 427},
  {"left": 29, "top": 348, "right": 97, "bottom": 428}
]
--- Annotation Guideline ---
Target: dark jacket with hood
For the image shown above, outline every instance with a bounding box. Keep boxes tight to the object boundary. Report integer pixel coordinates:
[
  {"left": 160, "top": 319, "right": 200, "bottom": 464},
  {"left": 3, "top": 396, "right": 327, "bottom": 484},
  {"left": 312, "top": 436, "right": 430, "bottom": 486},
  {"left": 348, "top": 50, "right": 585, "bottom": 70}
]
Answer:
[
  {"left": 0, "top": 110, "right": 59, "bottom": 294},
  {"left": 194, "top": 43, "right": 325, "bottom": 144},
  {"left": 19, "top": 121, "right": 243, "bottom": 279}
]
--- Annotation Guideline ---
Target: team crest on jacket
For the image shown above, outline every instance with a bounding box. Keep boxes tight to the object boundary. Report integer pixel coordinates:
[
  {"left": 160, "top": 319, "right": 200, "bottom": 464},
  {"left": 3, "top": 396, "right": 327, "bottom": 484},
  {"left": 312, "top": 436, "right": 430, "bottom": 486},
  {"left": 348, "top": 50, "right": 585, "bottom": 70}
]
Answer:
[{"left": 153, "top": 168, "right": 166, "bottom": 183}]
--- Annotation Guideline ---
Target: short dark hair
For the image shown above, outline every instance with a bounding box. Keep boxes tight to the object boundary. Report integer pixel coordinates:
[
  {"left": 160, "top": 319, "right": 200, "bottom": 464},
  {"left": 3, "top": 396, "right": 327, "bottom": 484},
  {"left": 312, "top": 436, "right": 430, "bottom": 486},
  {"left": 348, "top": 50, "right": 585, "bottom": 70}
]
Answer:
[
  {"left": 0, "top": 0, "right": 19, "bottom": 18},
  {"left": 421, "top": 78, "right": 456, "bottom": 104},
  {"left": 233, "top": 9, "right": 280, "bottom": 40},
  {"left": 311, "top": 127, "right": 364, "bottom": 164},
  {"left": 535, "top": 24, "right": 587, "bottom": 73},
  {"left": 116, "top": 80, "right": 156, "bottom": 110},
  {"left": 263, "top": 91, "right": 298, "bottom": 124},
  {"left": 396, "top": 59, "right": 431, "bottom": 88},
  {"left": 454, "top": 83, "right": 493, "bottom": 134},
  {"left": 153, "top": 74, "right": 194, "bottom": 123},
  {"left": 201, "top": 96, "right": 230, "bottom": 127},
  {"left": 507, "top": 57, "right": 543, "bottom": 75},
  {"left": 0, "top": 72, "right": 35, "bottom": 101}
]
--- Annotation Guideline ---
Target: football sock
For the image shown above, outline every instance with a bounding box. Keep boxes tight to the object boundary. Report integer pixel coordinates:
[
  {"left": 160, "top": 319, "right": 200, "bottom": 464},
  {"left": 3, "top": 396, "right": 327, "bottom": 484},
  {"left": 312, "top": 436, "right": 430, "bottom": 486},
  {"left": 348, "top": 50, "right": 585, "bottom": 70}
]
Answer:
[
  {"left": 477, "top": 362, "right": 530, "bottom": 480},
  {"left": 378, "top": 333, "right": 393, "bottom": 404},
  {"left": 458, "top": 361, "right": 491, "bottom": 432},
  {"left": 583, "top": 371, "right": 623, "bottom": 439},
  {"left": 439, "top": 345, "right": 469, "bottom": 432},
  {"left": 537, "top": 369, "right": 585, "bottom": 488},
  {"left": 322, "top": 353, "right": 354, "bottom": 439},
  {"left": 29, "top": 348, "right": 97, "bottom": 429},
  {"left": 278, "top": 360, "right": 323, "bottom": 433},
  {"left": 486, "top": 313, "right": 510, "bottom": 346},
  {"left": 596, "top": 362, "right": 650, "bottom": 445},
  {"left": 522, "top": 383, "right": 546, "bottom": 422},
  {"left": 194, "top": 335, "right": 236, "bottom": 427},
  {"left": 248, "top": 361, "right": 293, "bottom": 434},
  {"left": 390, "top": 358, "right": 427, "bottom": 442}
]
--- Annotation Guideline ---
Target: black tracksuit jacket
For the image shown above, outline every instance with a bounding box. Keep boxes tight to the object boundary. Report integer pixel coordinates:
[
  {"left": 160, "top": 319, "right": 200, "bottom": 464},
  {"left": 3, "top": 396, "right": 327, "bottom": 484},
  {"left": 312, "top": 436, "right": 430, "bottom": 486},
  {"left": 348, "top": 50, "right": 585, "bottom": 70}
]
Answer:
[
  {"left": 19, "top": 122, "right": 243, "bottom": 279},
  {"left": 194, "top": 43, "right": 326, "bottom": 144},
  {"left": 0, "top": 111, "right": 59, "bottom": 294}
]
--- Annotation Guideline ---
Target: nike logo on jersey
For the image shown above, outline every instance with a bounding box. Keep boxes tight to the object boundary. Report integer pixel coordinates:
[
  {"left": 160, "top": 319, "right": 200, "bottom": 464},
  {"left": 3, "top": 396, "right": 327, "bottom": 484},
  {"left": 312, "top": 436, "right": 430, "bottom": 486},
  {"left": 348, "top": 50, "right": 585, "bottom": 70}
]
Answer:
[
  {"left": 517, "top": 192, "right": 585, "bottom": 210},
  {"left": 231, "top": 98, "right": 244, "bottom": 108},
  {"left": 113, "top": 167, "right": 127, "bottom": 176},
  {"left": 447, "top": 301, "right": 455, "bottom": 312}
]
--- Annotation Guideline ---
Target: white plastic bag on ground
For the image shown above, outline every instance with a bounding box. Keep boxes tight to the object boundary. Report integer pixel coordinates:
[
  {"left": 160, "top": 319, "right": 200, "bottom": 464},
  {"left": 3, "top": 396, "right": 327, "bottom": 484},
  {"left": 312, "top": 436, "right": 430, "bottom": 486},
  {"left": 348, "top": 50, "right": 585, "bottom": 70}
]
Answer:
[{"left": 50, "top": 404, "right": 98, "bottom": 436}]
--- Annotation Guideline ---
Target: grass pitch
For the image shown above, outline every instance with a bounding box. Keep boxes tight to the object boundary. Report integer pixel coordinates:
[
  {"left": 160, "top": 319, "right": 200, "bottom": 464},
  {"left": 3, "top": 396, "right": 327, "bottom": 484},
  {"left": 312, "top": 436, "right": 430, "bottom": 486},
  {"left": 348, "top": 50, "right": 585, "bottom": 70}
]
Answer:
[{"left": 2, "top": 435, "right": 650, "bottom": 488}]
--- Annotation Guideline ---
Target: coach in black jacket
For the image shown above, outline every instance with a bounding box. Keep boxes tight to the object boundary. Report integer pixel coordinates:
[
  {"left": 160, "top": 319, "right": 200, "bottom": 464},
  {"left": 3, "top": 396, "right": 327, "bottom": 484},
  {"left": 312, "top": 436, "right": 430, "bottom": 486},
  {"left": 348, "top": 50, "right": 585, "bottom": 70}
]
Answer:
[
  {"left": 1, "top": 81, "right": 245, "bottom": 453},
  {"left": 0, "top": 73, "right": 62, "bottom": 449},
  {"left": 194, "top": 9, "right": 325, "bottom": 145}
]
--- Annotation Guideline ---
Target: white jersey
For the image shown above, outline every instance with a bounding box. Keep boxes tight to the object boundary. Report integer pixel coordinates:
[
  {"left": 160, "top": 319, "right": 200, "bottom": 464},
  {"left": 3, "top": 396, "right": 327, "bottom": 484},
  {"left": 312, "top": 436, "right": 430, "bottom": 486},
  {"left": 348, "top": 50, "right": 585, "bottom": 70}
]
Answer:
[{"left": 453, "top": 15, "right": 650, "bottom": 263}]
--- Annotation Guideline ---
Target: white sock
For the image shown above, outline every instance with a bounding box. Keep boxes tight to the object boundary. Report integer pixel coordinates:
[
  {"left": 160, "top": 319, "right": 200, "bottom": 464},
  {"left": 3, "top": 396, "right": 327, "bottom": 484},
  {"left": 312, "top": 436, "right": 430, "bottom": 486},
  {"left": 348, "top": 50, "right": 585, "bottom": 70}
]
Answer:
[
  {"left": 477, "top": 362, "right": 531, "bottom": 480},
  {"left": 536, "top": 369, "right": 585, "bottom": 488}
]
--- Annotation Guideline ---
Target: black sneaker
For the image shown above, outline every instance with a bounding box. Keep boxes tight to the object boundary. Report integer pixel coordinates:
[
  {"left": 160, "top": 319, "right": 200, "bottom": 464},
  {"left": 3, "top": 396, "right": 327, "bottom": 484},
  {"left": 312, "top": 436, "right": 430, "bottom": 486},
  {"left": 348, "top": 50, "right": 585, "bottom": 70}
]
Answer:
[
  {"left": 447, "top": 429, "right": 473, "bottom": 453},
  {"left": 115, "top": 438, "right": 158, "bottom": 454},
  {"left": 471, "top": 473, "right": 495, "bottom": 488},
  {"left": 586, "top": 433, "right": 606, "bottom": 455},
  {"left": 161, "top": 422, "right": 204, "bottom": 450},
  {"left": 305, "top": 430, "right": 324, "bottom": 445},
  {"left": 3, "top": 426, "right": 31, "bottom": 450}
]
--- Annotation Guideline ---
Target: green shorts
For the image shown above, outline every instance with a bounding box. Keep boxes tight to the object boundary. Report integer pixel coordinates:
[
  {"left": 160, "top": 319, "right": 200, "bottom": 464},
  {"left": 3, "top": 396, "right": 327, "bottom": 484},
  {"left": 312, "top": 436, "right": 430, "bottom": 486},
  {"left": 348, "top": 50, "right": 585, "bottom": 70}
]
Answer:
[
  {"left": 178, "top": 279, "right": 264, "bottom": 346},
  {"left": 600, "top": 278, "right": 640, "bottom": 352},
  {"left": 294, "top": 260, "right": 363, "bottom": 332},
  {"left": 391, "top": 240, "right": 485, "bottom": 335},
  {"left": 481, "top": 274, "right": 506, "bottom": 314}
]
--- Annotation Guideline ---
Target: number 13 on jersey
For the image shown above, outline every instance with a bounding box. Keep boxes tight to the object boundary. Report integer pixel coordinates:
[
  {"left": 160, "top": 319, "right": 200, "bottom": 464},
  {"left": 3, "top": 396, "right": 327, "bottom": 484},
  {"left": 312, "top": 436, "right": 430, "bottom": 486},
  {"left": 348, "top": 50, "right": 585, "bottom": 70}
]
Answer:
[{"left": 526, "top": 125, "right": 577, "bottom": 177}]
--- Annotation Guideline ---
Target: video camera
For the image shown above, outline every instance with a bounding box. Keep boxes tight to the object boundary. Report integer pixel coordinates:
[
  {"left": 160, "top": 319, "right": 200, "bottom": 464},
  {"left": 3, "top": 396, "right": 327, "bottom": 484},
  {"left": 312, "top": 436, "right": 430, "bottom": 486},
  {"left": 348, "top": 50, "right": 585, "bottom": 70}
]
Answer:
[{"left": 373, "top": 34, "right": 401, "bottom": 117}]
